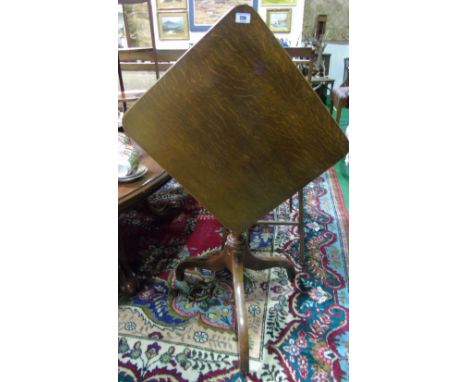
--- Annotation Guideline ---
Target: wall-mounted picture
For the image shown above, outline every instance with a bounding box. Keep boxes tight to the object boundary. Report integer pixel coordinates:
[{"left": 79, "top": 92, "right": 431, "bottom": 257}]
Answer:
[
  {"left": 156, "top": 0, "right": 187, "bottom": 10},
  {"left": 262, "top": 0, "right": 296, "bottom": 5},
  {"left": 118, "top": 9, "right": 128, "bottom": 48},
  {"left": 157, "top": 12, "right": 189, "bottom": 40},
  {"left": 266, "top": 9, "right": 292, "bottom": 33},
  {"left": 189, "top": 0, "right": 258, "bottom": 31}
]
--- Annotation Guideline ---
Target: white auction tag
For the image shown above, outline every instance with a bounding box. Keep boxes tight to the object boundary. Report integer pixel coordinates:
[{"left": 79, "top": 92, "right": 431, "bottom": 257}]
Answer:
[{"left": 235, "top": 13, "right": 251, "bottom": 24}]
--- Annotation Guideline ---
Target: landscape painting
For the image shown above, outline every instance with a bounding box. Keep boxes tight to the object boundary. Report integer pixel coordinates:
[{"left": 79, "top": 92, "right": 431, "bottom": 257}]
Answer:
[
  {"left": 158, "top": 12, "right": 189, "bottom": 40},
  {"left": 156, "top": 0, "right": 187, "bottom": 10},
  {"left": 266, "top": 8, "right": 292, "bottom": 33},
  {"left": 189, "top": 0, "right": 258, "bottom": 31}
]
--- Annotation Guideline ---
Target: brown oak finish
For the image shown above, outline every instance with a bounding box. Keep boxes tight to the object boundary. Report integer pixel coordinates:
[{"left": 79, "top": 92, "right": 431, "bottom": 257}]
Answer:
[
  {"left": 123, "top": 6, "right": 348, "bottom": 233},
  {"left": 123, "top": 5, "right": 348, "bottom": 375}
]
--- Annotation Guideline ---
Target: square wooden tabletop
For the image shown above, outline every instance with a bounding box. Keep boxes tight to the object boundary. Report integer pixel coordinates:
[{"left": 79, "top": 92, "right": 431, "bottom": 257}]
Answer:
[{"left": 123, "top": 5, "right": 348, "bottom": 232}]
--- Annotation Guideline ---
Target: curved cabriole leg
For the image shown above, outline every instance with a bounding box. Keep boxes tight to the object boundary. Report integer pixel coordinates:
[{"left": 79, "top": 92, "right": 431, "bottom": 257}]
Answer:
[
  {"left": 175, "top": 251, "right": 227, "bottom": 282},
  {"left": 244, "top": 250, "right": 296, "bottom": 282},
  {"left": 119, "top": 237, "right": 139, "bottom": 295},
  {"left": 119, "top": 261, "right": 138, "bottom": 295}
]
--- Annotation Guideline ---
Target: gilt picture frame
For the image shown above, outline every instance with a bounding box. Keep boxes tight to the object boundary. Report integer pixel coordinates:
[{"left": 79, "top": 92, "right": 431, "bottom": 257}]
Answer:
[
  {"left": 157, "top": 12, "right": 189, "bottom": 40},
  {"left": 156, "top": 0, "right": 187, "bottom": 10},
  {"left": 266, "top": 8, "right": 292, "bottom": 33},
  {"left": 262, "top": 0, "right": 296, "bottom": 5},
  {"left": 188, "top": 0, "right": 259, "bottom": 31}
]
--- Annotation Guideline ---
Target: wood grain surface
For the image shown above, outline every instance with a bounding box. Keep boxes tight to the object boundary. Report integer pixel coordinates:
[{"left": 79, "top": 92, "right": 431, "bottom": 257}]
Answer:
[{"left": 123, "top": 5, "right": 348, "bottom": 232}]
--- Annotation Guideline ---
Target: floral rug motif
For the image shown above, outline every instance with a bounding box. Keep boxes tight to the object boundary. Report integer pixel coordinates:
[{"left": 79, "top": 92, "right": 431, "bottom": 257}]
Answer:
[{"left": 118, "top": 169, "right": 349, "bottom": 382}]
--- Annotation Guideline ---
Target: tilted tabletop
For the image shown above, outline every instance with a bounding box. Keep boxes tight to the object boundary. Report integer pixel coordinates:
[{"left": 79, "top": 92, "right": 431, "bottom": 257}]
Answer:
[{"left": 123, "top": 5, "right": 348, "bottom": 232}]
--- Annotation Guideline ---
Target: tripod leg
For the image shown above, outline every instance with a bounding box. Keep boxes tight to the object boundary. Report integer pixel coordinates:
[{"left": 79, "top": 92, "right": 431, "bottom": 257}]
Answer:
[
  {"left": 119, "top": 261, "right": 138, "bottom": 295},
  {"left": 119, "top": 237, "right": 138, "bottom": 295},
  {"left": 175, "top": 250, "right": 227, "bottom": 282},
  {"left": 229, "top": 251, "right": 249, "bottom": 376},
  {"left": 221, "top": 227, "right": 227, "bottom": 249},
  {"left": 244, "top": 250, "right": 296, "bottom": 282}
]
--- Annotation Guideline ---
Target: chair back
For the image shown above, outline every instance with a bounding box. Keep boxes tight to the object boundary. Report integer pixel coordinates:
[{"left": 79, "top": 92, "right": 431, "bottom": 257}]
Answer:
[
  {"left": 118, "top": 47, "right": 159, "bottom": 79},
  {"left": 118, "top": 48, "right": 187, "bottom": 74},
  {"left": 284, "top": 47, "right": 314, "bottom": 82},
  {"left": 118, "top": 48, "right": 187, "bottom": 107},
  {"left": 118, "top": 0, "right": 160, "bottom": 112},
  {"left": 284, "top": 47, "right": 331, "bottom": 81}
]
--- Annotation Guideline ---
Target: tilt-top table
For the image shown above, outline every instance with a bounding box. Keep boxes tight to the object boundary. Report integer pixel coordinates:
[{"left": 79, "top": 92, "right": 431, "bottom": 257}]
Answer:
[{"left": 123, "top": 5, "right": 348, "bottom": 375}]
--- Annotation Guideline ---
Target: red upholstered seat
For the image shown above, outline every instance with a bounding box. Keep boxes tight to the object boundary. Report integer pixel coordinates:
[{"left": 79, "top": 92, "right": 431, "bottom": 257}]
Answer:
[{"left": 331, "top": 86, "right": 349, "bottom": 107}]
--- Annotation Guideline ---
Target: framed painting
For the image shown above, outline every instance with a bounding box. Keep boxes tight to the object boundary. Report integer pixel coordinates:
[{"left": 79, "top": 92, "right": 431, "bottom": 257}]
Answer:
[
  {"left": 188, "top": 0, "right": 259, "bottom": 31},
  {"left": 266, "top": 8, "right": 292, "bottom": 33},
  {"left": 118, "top": 8, "right": 128, "bottom": 48},
  {"left": 157, "top": 12, "right": 189, "bottom": 40},
  {"left": 156, "top": 0, "right": 187, "bottom": 10},
  {"left": 262, "top": 0, "right": 296, "bottom": 5}
]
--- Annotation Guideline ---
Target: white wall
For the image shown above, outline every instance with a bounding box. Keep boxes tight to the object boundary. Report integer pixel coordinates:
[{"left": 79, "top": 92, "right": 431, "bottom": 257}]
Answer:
[
  {"left": 258, "top": 0, "right": 305, "bottom": 47},
  {"left": 324, "top": 42, "right": 349, "bottom": 84}
]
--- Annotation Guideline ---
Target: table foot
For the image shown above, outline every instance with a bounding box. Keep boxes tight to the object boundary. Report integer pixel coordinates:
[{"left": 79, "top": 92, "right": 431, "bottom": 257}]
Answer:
[
  {"left": 119, "top": 239, "right": 139, "bottom": 295},
  {"left": 119, "top": 267, "right": 139, "bottom": 295},
  {"left": 175, "top": 252, "right": 226, "bottom": 282},
  {"left": 244, "top": 250, "right": 296, "bottom": 282}
]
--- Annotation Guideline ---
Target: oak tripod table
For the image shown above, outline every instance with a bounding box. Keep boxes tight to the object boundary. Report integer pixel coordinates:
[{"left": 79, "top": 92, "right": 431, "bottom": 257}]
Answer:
[{"left": 123, "top": 5, "right": 348, "bottom": 376}]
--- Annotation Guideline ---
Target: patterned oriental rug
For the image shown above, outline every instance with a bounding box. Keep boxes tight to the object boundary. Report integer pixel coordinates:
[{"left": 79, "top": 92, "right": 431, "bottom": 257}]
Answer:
[{"left": 118, "top": 168, "right": 349, "bottom": 382}]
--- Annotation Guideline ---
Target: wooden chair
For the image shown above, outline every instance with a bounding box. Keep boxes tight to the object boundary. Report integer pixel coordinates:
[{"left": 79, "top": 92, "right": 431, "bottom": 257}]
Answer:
[
  {"left": 285, "top": 48, "right": 331, "bottom": 80},
  {"left": 248, "top": 46, "right": 323, "bottom": 264},
  {"left": 285, "top": 48, "right": 332, "bottom": 104},
  {"left": 284, "top": 47, "right": 315, "bottom": 83},
  {"left": 247, "top": 189, "right": 305, "bottom": 263},
  {"left": 118, "top": 48, "right": 187, "bottom": 110},
  {"left": 329, "top": 58, "right": 349, "bottom": 124},
  {"left": 118, "top": 0, "right": 158, "bottom": 111}
]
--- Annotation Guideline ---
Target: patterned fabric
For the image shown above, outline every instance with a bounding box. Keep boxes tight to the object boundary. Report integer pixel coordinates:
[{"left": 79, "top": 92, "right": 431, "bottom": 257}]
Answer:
[{"left": 118, "top": 169, "right": 349, "bottom": 382}]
